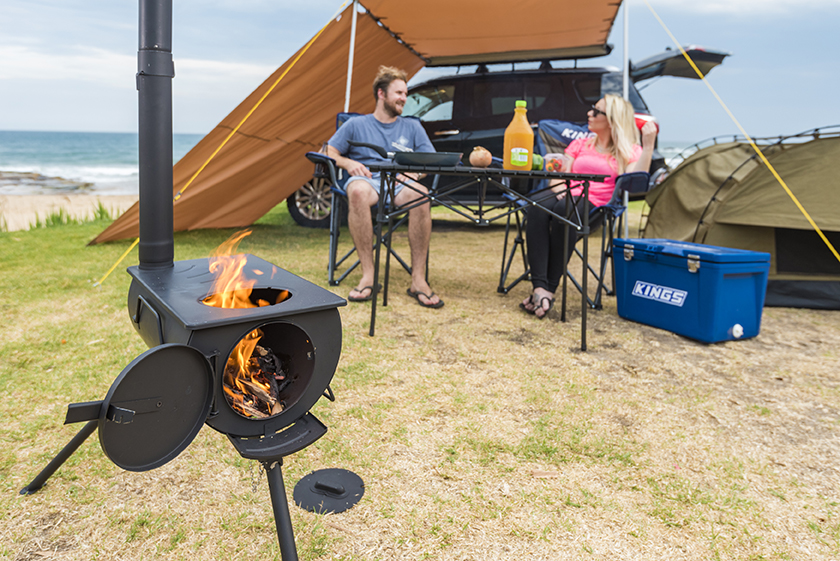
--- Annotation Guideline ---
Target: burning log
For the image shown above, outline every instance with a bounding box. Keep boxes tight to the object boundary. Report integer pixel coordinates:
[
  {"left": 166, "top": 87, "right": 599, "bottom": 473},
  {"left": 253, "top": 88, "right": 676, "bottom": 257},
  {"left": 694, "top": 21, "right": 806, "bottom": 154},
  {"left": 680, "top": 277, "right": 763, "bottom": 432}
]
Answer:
[
  {"left": 223, "top": 340, "right": 288, "bottom": 419},
  {"left": 240, "top": 378, "right": 273, "bottom": 405}
]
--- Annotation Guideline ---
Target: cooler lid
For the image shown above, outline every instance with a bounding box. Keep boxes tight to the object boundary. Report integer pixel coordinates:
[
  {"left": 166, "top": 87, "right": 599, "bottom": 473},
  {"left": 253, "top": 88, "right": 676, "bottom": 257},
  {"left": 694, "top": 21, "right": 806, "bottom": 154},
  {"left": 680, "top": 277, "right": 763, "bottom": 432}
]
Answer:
[{"left": 614, "top": 238, "right": 770, "bottom": 264}]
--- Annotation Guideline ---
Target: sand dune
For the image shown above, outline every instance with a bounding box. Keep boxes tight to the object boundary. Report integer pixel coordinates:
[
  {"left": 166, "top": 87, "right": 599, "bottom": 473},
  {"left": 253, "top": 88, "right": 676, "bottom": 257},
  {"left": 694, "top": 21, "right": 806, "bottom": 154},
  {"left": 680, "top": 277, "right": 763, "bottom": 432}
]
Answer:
[{"left": 0, "top": 194, "right": 138, "bottom": 232}]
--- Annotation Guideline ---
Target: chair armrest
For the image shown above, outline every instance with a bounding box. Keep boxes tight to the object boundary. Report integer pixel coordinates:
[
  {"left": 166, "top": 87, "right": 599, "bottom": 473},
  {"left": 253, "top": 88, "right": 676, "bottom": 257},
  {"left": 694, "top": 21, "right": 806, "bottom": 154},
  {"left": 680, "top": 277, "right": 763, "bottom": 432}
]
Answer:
[
  {"left": 305, "top": 151, "right": 336, "bottom": 166},
  {"left": 305, "top": 151, "right": 340, "bottom": 186}
]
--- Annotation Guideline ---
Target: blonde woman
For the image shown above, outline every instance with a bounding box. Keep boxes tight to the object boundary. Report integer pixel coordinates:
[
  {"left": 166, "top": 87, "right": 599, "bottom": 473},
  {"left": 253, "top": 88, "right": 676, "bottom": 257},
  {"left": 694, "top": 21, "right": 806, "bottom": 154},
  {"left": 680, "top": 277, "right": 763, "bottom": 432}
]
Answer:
[{"left": 521, "top": 94, "right": 657, "bottom": 318}]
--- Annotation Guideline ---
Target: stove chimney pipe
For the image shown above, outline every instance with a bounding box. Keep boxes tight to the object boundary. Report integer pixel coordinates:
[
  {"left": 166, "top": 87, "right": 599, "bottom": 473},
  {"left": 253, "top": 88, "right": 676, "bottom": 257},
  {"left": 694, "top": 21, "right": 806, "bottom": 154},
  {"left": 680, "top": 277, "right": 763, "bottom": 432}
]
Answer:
[{"left": 137, "top": 0, "right": 174, "bottom": 269}]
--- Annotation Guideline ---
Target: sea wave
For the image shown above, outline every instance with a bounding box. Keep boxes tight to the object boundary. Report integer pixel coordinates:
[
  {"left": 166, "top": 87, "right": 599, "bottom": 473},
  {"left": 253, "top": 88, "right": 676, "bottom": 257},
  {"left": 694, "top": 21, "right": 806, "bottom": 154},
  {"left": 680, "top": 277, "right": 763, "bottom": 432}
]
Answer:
[{"left": 0, "top": 168, "right": 138, "bottom": 196}]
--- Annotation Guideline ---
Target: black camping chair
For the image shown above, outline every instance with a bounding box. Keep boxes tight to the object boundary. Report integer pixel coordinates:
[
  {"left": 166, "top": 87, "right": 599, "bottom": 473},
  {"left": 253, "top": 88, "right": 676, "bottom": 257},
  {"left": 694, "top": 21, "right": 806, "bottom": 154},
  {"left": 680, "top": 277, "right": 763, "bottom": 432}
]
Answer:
[
  {"left": 498, "top": 170, "right": 652, "bottom": 311},
  {"left": 561, "top": 171, "right": 652, "bottom": 313},
  {"left": 305, "top": 112, "right": 417, "bottom": 286}
]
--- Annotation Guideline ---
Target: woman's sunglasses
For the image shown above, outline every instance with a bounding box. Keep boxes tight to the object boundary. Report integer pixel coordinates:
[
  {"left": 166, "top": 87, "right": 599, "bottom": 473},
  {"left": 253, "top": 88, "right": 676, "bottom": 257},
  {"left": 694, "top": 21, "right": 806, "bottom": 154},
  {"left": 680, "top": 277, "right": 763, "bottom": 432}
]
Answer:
[{"left": 590, "top": 105, "right": 606, "bottom": 117}]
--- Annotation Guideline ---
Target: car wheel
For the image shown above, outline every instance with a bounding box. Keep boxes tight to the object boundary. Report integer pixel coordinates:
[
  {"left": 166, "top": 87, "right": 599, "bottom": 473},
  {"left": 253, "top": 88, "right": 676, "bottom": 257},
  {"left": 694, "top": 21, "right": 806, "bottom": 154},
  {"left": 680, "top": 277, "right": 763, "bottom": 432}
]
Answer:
[{"left": 287, "top": 176, "right": 332, "bottom": 228}]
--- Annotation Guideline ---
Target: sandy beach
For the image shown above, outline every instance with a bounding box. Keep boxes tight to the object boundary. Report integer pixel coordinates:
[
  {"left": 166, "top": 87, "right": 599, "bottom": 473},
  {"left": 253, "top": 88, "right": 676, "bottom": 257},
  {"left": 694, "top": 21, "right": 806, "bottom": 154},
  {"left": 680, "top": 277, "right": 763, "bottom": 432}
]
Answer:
[{"left": 0, "top": 194, "right": 138, "bottom": 232}]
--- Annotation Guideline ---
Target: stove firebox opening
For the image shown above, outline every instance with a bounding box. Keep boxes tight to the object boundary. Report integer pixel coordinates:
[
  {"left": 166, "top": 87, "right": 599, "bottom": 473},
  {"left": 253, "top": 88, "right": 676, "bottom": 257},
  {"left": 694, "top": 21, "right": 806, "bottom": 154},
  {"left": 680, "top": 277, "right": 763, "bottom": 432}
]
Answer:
[{"left": 223, "top": 322, "right": 314, "bottom": 420}]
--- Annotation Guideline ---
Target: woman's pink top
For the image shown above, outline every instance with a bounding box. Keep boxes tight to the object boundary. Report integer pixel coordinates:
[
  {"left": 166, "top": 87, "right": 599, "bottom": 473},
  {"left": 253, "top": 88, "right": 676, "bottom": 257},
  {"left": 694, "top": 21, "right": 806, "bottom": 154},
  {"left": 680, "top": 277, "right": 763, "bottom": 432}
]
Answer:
[{"left": 565, "top": 138, "right": 642, "bottom": 207}]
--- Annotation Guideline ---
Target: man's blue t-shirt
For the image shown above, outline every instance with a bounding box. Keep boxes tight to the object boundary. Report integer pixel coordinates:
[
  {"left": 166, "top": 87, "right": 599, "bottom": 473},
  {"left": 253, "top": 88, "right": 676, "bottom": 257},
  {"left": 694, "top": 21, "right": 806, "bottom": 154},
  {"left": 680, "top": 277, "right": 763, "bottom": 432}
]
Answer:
[{"left": 328, "top": 114, "right": 434, "bottom": 166}]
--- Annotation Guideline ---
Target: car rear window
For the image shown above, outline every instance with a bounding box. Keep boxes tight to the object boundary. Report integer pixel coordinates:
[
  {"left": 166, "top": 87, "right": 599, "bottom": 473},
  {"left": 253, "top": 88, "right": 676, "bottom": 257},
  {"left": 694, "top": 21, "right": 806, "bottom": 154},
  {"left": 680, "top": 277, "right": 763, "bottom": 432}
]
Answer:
[{"left": 403, "top": 85, "right": 455, "bottom": 121}]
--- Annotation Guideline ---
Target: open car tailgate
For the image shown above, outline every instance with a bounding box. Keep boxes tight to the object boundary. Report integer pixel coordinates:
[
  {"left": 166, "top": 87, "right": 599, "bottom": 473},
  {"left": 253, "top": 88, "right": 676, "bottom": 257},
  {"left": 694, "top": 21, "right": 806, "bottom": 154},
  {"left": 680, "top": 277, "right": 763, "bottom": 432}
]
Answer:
[{"left": 631, "top": 46, "right": 730, "bottom": 82}]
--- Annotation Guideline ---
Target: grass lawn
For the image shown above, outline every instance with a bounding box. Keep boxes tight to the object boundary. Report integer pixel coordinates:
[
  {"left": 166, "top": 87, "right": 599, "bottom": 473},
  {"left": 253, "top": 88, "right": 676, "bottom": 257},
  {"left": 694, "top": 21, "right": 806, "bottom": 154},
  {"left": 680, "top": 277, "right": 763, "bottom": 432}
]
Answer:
[{"left": 1, "top": 203, "right": 838, "bottom": 560}]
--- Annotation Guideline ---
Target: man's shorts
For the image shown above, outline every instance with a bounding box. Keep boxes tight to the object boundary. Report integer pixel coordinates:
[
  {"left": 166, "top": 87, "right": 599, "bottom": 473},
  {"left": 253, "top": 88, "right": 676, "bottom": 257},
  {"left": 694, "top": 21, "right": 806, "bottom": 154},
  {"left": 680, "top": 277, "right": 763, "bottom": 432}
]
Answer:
[{"left": 345, "top": 172, "right": 406, "bottom": 199}]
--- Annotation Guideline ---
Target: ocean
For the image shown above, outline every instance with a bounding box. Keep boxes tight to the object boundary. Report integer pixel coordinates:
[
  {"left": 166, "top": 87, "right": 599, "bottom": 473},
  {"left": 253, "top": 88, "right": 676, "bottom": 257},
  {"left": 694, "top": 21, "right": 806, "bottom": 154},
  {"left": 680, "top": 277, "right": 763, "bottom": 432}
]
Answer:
[
  {"left": 0, "top": 130, "right": 203, "bottom": 196},
  {"left": 0, "top": 130, "right": 692, "bottom": 196}
]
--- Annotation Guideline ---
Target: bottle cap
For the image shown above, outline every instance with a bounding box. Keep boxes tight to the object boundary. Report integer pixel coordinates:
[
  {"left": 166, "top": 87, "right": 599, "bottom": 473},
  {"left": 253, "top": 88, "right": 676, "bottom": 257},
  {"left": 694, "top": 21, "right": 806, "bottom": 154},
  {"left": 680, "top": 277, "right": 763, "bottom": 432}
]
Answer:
[{"left": 515, "top": 100, "right": 527, "bottom": 109}]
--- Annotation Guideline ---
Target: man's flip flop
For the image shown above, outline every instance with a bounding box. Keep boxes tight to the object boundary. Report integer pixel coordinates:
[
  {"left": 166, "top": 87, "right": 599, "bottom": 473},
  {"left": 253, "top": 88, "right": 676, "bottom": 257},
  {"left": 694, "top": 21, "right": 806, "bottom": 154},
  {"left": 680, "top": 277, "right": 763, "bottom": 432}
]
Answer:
[
  {"left": 348, "top": 283, "right": 381, "bottom": 302},
  {"left": 406, "top": 288, "right": 445, "bottom": 309}
]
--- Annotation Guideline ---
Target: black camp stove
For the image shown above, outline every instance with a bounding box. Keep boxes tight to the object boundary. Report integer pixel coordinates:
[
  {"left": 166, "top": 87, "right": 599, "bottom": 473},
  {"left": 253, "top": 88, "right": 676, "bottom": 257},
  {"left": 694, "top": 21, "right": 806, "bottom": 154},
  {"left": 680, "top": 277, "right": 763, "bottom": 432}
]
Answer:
[
  {"left": 23, "top": 254, "right": 347, "bottom": 560},
  {"left": 126, "top": 254, "right": 344, "bottom": 440},
  {"left": 20, "top": 0, "right": 357, "bottom": 558}
]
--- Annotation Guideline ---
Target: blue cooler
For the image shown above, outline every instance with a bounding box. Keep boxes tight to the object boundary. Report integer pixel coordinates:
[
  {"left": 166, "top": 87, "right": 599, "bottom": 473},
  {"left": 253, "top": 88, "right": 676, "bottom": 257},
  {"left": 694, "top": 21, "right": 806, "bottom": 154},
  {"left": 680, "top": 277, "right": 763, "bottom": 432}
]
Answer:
[{"left": 613, "top": 239, "right": 770, "bottom": 343}]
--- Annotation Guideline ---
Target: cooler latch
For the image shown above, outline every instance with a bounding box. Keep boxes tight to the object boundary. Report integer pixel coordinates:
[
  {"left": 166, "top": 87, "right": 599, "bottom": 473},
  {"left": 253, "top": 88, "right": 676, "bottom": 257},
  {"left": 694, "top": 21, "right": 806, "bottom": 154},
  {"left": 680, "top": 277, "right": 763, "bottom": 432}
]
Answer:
[
  {"left": 687, "top": 254, "right": 701, "bottom": 273},
  {"left": 623, "top": 246, "right": 634, "bottom": 261}
]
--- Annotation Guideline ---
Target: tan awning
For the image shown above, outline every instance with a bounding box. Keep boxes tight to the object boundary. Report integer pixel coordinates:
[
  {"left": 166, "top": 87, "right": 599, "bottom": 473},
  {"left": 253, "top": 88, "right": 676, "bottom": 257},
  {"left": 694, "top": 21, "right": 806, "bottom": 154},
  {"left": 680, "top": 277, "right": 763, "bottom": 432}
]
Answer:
[
  {"left": 93, "top": 1, "right": 620, "bottom": 244},
  {"left": 363, "top": 0, "right": 616, "bottom": 66}
]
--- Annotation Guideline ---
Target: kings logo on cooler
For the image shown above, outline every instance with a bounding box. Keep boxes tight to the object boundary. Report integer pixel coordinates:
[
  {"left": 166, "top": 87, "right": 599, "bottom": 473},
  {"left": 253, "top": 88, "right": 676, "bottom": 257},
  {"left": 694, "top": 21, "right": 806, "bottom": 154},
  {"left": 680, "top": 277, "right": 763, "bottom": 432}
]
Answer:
[{"left": 631, "top": 280, "right": 687, "bottom": 307}]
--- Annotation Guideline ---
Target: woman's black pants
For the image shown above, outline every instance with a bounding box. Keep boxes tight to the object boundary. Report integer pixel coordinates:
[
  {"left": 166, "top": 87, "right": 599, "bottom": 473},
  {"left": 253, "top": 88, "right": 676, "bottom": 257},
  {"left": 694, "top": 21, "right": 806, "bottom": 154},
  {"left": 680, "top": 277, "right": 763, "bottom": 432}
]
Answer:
[{"left": 525, "top": 195, "right": 587, "bottom": 294}]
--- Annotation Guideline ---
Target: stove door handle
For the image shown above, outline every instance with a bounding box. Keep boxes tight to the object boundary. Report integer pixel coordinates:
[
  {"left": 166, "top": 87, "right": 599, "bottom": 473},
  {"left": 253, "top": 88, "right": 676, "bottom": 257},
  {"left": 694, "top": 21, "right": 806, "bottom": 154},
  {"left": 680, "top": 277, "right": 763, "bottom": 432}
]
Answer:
[{"left": 133, "top": 294, "right": 164, "bottom": 347}]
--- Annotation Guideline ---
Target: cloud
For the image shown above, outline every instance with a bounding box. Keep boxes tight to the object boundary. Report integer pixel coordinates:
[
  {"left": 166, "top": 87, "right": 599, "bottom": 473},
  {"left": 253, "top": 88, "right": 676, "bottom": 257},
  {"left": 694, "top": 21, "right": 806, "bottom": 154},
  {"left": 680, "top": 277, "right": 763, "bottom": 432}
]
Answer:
[
  {"left": 632, "top": 0, "right": 840, "bottom": 15},
  {"left": 0, "top": 45, "right": 275, "bottom": 92},
  {"left": 0, "top": 46, "right": 134, "bottom": 87}
]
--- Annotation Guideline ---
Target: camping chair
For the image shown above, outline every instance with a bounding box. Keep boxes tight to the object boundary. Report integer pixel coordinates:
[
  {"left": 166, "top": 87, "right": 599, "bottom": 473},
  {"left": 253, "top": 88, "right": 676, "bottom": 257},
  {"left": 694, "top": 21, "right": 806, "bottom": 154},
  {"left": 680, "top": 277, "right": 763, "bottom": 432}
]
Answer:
[
  {"left": 560, "top": 171, "right": 652, "bottom": 314},
  {"left": 305, "top": 112, "right": 415, "bottom": 286},
  {"left": 498, "top": 170, "right": 651, "bottom": 310}
]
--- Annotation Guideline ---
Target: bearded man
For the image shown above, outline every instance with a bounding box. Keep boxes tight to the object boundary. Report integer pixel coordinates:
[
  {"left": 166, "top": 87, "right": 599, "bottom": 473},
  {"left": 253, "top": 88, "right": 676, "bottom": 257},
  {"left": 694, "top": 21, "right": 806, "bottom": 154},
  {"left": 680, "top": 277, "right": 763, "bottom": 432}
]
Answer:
[{"left": 326, "top": 65, "right": 443, "bottom": 308}]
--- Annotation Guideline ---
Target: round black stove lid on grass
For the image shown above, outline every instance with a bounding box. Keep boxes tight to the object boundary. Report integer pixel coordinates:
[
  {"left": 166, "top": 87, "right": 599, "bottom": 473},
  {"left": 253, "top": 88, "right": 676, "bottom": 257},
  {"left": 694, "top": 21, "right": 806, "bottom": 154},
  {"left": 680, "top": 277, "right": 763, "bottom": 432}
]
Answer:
[
  {"left": 98, "top": 344, "right": 213, "bottom": 472},
  {"left": 293, "top": 468, "right": 365, "bottom": 514}
]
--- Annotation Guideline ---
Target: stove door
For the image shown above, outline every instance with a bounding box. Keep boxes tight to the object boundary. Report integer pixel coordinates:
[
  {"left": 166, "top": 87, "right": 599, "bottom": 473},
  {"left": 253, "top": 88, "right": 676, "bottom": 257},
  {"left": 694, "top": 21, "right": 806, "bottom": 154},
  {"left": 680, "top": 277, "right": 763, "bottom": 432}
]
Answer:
[{"left": 98, "top": 344, "right": 213, "bottom": 472}]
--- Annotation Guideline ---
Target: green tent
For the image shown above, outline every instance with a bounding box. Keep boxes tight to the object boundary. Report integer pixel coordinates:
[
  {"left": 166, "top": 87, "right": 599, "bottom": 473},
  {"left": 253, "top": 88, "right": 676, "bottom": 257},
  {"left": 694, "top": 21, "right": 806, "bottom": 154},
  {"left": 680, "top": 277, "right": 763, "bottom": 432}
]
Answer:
[{"left": 643, "top": 128, "right": 840, "bottom": 309}]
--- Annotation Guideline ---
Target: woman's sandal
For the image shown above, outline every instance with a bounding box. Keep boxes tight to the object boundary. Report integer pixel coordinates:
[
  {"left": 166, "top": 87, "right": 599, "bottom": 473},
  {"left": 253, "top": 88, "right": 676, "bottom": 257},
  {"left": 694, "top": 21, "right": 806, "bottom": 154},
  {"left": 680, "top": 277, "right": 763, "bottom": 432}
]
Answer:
[
  {"left": 519, "top": 295, "right": 537, "bottom": 315},
  {"left": 535, "top": 297, "right": 555, "bottom": 320}
]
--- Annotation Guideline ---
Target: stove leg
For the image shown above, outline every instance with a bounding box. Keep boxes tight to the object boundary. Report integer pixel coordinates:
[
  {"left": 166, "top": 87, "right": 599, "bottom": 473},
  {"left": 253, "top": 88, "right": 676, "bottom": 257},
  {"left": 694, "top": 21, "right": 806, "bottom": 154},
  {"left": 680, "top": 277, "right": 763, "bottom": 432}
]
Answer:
[
  {"left": 20, "top": 420, "right": 98, "bottom": 495},
  {"left": 264, "top": 459, "right": 299, "bottom": 561}
]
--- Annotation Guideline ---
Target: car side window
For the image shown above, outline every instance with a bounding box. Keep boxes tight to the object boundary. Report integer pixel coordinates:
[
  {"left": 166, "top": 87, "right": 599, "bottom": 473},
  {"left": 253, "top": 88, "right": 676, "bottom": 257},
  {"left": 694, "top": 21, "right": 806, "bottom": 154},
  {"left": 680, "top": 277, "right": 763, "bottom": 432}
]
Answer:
[
  {"left": 601, "top": 72, "right": 651, "bottom": 113},
  {"left": 471, "top": 80, "right": 524, "bottom": 117},
  {"left": 525, "top": 79, "right": 561, "bottom": 121},
  {"left": 572, "top": 76, "right": 601, "bottom": 104},
  {"left": 403, "top": 85, "right": 455, "bottom": 122},
  {"left": 566, "top": 75, "right": 602, "bottom": 122}
]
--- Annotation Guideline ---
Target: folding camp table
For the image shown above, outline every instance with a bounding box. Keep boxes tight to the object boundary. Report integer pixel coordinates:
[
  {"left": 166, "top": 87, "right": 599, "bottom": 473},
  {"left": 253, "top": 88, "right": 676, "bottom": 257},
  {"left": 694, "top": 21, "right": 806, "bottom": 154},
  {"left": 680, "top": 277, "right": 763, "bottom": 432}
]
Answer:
[{"left": 365, "top": 163, "right": 607, "bottom": 350}]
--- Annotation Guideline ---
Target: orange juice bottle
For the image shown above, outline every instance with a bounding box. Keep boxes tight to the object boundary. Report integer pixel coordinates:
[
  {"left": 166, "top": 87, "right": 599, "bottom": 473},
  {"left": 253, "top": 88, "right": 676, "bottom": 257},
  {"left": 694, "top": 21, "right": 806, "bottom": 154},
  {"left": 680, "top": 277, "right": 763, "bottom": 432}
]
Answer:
[{"left": 503, "top": 100, "right": 534, "bottom": 170}]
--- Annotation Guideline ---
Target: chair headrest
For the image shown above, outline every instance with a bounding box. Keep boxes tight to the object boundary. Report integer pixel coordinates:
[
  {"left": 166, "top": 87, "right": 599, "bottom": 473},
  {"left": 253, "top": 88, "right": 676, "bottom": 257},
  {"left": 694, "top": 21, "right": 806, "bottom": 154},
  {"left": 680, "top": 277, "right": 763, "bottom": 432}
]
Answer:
[{"left": 336, "top": 112, "right": 363, "bottom": 129}]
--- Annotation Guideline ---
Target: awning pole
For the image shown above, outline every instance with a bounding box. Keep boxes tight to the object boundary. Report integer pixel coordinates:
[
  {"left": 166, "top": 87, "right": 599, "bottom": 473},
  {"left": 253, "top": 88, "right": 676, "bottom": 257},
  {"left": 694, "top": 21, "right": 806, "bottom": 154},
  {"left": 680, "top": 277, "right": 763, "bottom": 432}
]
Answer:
[
  {"left": 343, "top": 0, "right": 359, "bottom": 113},
  {"left": 622, "top": 1, "right": 630, "bottom": 238}
]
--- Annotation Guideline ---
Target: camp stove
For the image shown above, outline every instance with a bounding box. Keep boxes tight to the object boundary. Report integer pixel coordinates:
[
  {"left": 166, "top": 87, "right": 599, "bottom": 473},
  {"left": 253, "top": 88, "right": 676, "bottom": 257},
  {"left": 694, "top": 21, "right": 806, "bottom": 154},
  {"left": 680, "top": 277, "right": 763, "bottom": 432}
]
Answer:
[
  {"left": 20, "top": 1, "right": 353, "bottom": 559},
  {"left": 125, "top": 251, "right": 344, "bottom": 443},
  {"left": 21, "top": 258, "right": 348, "bottom": 561}
]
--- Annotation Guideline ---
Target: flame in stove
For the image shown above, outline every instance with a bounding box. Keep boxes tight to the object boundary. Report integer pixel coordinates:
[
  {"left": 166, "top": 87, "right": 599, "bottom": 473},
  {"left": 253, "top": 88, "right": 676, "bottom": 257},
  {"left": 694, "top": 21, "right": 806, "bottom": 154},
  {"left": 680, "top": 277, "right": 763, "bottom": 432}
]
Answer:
[
  {"left": 203, "top": 230, "right": 258, "bottom": 309},
  {"left": 231, "top": 327, "right": 261, "bottom": 380},
  {"left": 203, "top": 230, "right": 284, "bottom": 418},
  {"left": 223, "top": 328, "right": 274, "bottom": 410}
]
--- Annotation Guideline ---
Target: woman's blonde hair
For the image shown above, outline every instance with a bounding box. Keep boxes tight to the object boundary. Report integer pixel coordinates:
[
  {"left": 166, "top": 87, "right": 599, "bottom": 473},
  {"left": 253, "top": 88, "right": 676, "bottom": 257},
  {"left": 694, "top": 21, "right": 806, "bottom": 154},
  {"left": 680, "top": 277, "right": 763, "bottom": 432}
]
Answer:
[{"left": 587, "top": 93, "right": 640, "bottom": 173}]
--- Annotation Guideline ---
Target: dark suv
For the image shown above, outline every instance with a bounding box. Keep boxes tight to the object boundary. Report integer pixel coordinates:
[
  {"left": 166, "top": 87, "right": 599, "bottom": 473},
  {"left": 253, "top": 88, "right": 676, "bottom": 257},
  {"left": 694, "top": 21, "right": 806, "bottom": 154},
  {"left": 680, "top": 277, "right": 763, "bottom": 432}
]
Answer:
[{"left": 288, "top": 46, "right": 728, "bottom": 227}]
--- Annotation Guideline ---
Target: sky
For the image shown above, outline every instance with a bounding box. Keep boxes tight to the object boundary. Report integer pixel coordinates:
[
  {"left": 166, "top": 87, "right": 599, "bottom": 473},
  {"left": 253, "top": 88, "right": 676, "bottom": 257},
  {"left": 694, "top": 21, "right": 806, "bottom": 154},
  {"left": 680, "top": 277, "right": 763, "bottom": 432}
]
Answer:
[{"left": 1, "top": 0, "right": 839, "bottom": 144}]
